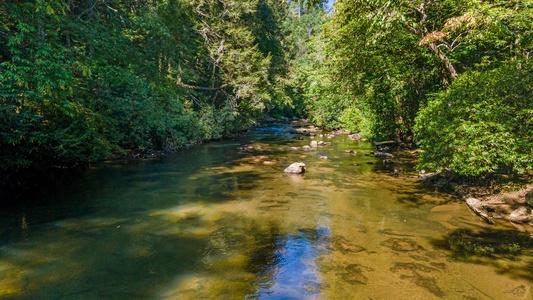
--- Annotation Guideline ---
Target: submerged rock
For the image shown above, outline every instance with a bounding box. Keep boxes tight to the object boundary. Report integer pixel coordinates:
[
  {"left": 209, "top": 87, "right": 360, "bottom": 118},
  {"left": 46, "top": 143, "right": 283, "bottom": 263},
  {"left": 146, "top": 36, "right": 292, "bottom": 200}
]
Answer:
[
  {"left": 391, "top": 262, "right": 444, "bottom": 297},
  {"left": 333, "top": 239, "right": 365, "bottom": 254},
  {"left": 506, "top": 285, "right": 532, "bottom": 298},
  {"left": 391, "top": 262, "right": 437, "bottom": 273},
  {"left": 341, "top": 265, "right": 370, "bottom": 285},
  {"left": 284, "top": 162, "right": 306, "bottom": 174},
  {"left": 381, "top": 238, "right": 420, "bottom": 252}
]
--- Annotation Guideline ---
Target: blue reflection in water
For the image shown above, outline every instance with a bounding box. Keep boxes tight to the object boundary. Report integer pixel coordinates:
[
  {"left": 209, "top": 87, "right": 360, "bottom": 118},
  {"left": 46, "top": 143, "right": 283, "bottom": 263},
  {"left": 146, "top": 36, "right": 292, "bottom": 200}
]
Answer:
[{"left": 248, "top": 225, "right": 332, "bottom": 299}]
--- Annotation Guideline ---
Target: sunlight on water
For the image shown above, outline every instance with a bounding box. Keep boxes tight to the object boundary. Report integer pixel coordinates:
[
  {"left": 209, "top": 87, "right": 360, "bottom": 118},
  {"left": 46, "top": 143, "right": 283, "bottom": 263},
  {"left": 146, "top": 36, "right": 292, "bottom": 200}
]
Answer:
[{"left": 1, "top": 123, "right": 532, "bottom": 299}]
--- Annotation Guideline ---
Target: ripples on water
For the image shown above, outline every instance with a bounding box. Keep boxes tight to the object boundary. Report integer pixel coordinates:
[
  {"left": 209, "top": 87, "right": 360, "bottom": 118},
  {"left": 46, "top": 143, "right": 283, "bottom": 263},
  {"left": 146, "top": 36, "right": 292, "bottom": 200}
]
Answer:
[{"left": 1, "top": 123, "right": 532, "bottom": 299}]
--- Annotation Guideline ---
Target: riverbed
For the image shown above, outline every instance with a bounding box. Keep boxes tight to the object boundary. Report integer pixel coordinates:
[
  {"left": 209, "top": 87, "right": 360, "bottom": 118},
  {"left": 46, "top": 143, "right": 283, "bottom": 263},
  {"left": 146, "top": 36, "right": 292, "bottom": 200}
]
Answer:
[{"left": 1, "top": 123, "right": 532, "bottom": 299}]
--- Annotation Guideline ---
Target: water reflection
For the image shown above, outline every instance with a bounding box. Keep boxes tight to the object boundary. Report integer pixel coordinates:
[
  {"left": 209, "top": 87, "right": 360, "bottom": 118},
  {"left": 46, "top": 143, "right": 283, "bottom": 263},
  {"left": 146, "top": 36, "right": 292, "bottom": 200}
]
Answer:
[{"left": 248, "top": 225, "right": 331, "bottom": 299}]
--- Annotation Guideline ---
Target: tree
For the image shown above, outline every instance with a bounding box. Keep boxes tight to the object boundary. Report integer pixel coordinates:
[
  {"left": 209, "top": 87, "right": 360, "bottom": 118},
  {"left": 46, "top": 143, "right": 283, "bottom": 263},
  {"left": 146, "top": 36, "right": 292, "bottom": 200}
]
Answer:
[
  {"left": 306, "top": 0, "right": 445, "bottom": 139},
  {"left": 415, "top": 61, "right": 533, "bottom": 176},
  {"left": 281, "top": 1, "right": 329, "bottom": 119},
  {"left": 305, "top": 0, "right": 533, "bottom": 145},
  {"left": 1, "top": 0, "right": 85, "bottom": 173},
  {"left": 413, "top": 1, "right": 533, "bottom": 176}
]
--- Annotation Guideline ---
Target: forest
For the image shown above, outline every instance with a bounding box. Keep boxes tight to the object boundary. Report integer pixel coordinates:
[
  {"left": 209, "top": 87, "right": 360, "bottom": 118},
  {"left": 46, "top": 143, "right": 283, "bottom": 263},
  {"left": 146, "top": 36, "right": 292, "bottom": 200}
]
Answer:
[{"left": 1, "top": 0, "right": 532, "bottom": 194}]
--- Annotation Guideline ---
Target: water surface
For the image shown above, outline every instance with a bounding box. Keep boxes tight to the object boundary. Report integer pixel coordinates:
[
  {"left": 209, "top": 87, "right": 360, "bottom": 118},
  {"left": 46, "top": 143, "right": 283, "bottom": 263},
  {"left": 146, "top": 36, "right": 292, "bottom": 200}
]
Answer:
[{"left": 1, "top": 124, "right": 532, "bottom": 299}]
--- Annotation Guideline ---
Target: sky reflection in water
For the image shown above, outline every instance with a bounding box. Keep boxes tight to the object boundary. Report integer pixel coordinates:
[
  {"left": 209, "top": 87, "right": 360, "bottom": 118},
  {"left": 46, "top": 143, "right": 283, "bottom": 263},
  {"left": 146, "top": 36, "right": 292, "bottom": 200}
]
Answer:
[{"left": 249, "top": 225, "right": 331, "bottom": 299}]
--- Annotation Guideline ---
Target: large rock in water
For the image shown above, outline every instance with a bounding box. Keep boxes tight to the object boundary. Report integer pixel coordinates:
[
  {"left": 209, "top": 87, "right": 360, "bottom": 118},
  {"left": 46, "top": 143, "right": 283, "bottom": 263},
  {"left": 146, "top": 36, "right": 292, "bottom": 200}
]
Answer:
[
  {"left": 284, "top": 162, "right": 306, "bottom": 174},
  {"left": 465, "top": 198, "right": 494, "bottom": 224}
]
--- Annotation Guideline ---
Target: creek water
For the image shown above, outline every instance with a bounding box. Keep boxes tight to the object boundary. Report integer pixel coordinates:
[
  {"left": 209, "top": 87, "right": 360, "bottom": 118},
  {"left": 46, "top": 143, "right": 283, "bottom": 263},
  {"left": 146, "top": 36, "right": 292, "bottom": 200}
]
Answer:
[{"left": 1, "top": 123, "right": 533, "bottom": 299}]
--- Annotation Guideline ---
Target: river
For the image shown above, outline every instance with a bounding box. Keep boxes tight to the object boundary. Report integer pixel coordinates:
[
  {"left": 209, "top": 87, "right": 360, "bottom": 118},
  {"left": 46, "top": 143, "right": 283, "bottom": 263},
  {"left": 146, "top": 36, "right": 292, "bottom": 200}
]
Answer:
[{"left": 1, "top": 123, "right": 532, "bottom": 299}]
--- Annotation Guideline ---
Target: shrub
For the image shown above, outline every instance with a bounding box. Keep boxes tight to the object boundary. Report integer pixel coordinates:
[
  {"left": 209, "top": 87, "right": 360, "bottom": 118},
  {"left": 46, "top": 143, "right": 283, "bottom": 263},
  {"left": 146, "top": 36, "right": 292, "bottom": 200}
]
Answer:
[{"left": 415, "top": 61, "right": 533, "bottom": 176}]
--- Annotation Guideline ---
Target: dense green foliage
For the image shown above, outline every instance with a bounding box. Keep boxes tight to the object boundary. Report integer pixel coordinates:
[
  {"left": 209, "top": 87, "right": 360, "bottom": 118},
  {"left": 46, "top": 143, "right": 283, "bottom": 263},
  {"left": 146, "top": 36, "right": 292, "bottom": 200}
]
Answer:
[
  {"left": 1, "top": 0, "right": 532, "bottom": 189},
  {"left": 415, "top": 62, "right": 533, "bottom": 176},
  {"left": 303, "top": 0, "right": 533, "bottom": 177}
]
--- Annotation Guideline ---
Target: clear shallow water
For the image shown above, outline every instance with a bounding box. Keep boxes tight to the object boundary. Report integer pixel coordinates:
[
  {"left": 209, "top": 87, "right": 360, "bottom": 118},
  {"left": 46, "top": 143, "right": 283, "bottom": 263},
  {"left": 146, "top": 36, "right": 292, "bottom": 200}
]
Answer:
[{"left": 1, "top": 124, "right": 533, "bottom": 299}]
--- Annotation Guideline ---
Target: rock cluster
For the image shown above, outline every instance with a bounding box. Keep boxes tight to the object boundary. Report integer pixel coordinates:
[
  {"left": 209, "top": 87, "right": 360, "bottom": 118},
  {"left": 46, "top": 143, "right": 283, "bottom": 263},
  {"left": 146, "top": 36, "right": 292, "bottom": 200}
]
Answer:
[{"left": 463, "top": 187, "right": 533, "bottom": 236}]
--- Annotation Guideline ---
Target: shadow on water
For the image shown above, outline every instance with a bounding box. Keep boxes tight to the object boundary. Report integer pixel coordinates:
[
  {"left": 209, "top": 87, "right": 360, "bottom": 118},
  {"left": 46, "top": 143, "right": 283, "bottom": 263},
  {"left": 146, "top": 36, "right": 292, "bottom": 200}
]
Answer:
[
  {"left": 394, "top": 188, "right": 457, "bottom": 206},
  {"left": 246, "top": 226, "right": 331, "bottom": 299},
  {"left": 432, "top": 228, "right": 533, "bottom": 281},
  {"left": 1, "top": 158, "right": 267, "bottom": 231},
  {"left": 192, "top": 171, "right": 265, "bottom": 201},
  {"left": 1, "top": 204, "right": 285, "bottom": 299},
  {"left": 0, "top": 217, "right": 209, "bottom": 299}
]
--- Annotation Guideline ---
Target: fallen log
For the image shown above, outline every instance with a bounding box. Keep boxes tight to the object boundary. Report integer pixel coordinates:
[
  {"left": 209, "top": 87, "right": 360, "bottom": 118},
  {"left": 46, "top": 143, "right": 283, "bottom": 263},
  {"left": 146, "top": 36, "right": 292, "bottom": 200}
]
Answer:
[{"left": 465, "top": 198, "right": 494, "bottom": 224}]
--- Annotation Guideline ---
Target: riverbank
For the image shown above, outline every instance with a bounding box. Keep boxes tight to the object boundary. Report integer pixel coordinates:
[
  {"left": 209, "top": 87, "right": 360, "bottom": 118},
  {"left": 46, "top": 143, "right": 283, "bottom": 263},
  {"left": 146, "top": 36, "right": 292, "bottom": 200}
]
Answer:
[
  {"left": 0, "top": 122, "right": 254, "bottom": 202},
  {"left": 421, "top": 173, "right": 533, "bottom": 236},
  {"left": 369, "top": 139, "right": 533, "bottom": 237},
  {"left": 338, "top": 134, "right": 533, "bottom": 237}
]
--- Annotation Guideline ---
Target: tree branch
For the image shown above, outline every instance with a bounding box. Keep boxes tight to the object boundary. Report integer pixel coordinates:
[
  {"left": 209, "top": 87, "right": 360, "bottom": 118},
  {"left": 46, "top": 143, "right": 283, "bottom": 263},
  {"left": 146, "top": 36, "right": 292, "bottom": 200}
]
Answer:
[
  {"left": 176, "top": 78, "right": 229, "bottom": 91},
  {"left": 428, "top": 43, "right": 458, "bottom": 79},
  {"left": 402, "top": 1, "right": 458, "bottom": 80},
  {"left": 436, "top": 43, "right": 452, "bottom": 51},
  {"left": 450, "top": 30, "right": 470, "bottom": 50},
  {"left": 400, "top": 22, "right": 420, "bottom": 36}
]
